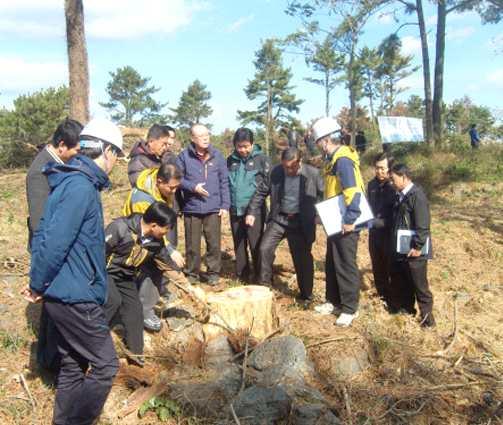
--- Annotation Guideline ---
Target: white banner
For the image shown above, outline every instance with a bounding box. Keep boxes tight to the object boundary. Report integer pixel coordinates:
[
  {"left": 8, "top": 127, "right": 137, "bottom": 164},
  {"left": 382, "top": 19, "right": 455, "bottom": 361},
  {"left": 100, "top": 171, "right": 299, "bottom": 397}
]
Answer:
[{"left": 377, "top": 116, "right": 424, "bottom": 144}]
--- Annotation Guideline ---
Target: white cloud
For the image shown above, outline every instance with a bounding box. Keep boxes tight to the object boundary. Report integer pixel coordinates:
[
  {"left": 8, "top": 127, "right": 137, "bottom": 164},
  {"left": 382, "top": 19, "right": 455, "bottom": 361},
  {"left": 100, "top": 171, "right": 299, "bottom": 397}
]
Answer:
[
  {"left": 0, "top": 0, "right": 207, "bottom": 39},
  {"left": 486, "top": 69, "right": 503, "bottom": 88},
  {"left": 446, "top": 26, "right": 476, "bottom": 41},
  {"left": 226, "top": 14, "right": 254, "bottom": 33},
  {"left": 401, "top": 36, "right": 422, "bottom": 55},
  {"left": 0, "top": 56, "right": 67, "bottom": 93},
  {"left": 397, "top": 75, "right": 423, "bottom": 91}
]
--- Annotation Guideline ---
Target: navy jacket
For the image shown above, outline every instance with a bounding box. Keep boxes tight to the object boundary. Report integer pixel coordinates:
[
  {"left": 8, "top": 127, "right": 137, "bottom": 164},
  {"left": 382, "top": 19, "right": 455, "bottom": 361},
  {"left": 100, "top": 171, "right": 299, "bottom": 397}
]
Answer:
[
  {"left": 176, "top": 144, "right": 230, "bottom": 214},
  {"left": 30, "top": 155, "right": 110, "bottom": 305}
]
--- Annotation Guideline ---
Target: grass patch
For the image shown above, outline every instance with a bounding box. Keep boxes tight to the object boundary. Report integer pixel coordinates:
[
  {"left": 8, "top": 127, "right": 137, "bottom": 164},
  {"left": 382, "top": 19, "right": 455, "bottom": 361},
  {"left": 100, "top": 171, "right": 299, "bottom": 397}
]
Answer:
[{"left": 0, "top": 330, "right": 28, "bottom": 353}]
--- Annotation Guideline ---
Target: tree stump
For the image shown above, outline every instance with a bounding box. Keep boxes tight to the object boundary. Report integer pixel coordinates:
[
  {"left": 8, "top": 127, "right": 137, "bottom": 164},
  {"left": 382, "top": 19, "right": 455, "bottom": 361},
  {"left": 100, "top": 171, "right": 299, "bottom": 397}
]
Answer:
[{"left": 203, "top": 285, "right": 278, "bottom": 340}]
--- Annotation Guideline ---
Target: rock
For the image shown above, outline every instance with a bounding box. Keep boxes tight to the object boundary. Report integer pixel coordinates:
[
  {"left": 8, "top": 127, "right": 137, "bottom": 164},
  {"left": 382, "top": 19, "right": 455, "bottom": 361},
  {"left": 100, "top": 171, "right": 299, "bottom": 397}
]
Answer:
[
  {"left": 170, "top": 367, "right": 241, "bottom": 418},
  {"left": 248, "top": 336, "right": 313, "bottom": 386},
  {"left": 331, "top": 348, "right": 370, "bottom": 380},
  {"left": 169, "top": 322, "right": 204, "bottom": 350},
  {"left": 166, "top": 317, "right": 193, "bottom": 332},
  {"left": 291, "top": 404, "right": 342, "bottom": 425},
  {"left": 204, "top": 285, "right": 278, "bottom": 340},
  {"left": 233, "top": 385, "right": 292, "bottom": 425},
  {"left": 205, "top": 335, "right": 234, "bottom": 371}
]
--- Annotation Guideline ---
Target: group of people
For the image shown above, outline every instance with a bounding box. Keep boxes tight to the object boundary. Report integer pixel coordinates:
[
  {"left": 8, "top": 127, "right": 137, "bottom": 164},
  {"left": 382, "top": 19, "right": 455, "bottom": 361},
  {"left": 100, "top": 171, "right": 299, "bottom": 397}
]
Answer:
[{"left": 23, "top": 115, "right": 435, "bottom": 425}]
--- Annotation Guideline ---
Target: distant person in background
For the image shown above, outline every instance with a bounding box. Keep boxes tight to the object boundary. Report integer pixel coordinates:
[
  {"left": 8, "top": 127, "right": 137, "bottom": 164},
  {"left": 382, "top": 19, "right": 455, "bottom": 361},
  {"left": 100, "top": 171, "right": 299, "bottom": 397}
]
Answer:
[
  {"left": 469, "top": 124, "right": 480, "bottom": 149},
  {"left": 227, "top": 128, "right": 271, "bottom": 283},
  {"left": 176, "top": 124, "right": 230, "bottom": 285},
  {"left": 389, "top": 163, "right": 435, "bottom": 328},
  {"left": 122, "top": 163, "right": 185, "bottom": 331},
  {"left": 248, "top": 147, "right": 323, "bottom": 302},
  {"left": 367, "top": 153, "right": 395, "bottom": 306},
  {"left": 128, "top": 124, "right": 176, "bottom": 186},
  {"left": 355, "top": 130, "right": 367, "bottom": 154},
  {"left": 25, "top": 118, "right": 83, "bottom": 372}
]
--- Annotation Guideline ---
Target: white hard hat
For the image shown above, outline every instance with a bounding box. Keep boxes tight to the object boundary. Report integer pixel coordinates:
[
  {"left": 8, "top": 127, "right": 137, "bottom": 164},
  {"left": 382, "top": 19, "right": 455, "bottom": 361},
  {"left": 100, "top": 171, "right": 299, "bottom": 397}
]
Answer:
[
  {"left": 80, "top": 118, "right": 124, "bottom": 155},
  {"left": 311, "top": 117, "right": 341, "bottom": 143}
]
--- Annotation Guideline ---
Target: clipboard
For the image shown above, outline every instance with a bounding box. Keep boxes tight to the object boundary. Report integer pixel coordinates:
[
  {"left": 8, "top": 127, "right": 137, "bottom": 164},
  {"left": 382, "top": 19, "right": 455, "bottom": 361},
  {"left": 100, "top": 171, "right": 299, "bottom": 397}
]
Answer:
[
  {"left": 396, "top": 229, "right": 429, "bottom": 255},
  {"left": 315, "top": 193, "right": 374, "bottom": 236}
]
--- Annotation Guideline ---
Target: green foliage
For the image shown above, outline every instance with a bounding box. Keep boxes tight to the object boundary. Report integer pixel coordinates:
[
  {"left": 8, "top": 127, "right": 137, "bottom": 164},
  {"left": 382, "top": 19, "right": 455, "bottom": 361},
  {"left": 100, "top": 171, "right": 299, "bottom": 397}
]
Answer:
[
  {"left": 0, "top": 86, "right": 69, "bottom": 168},
  {"left": 139, "top": 395, "right": 181, "bottom": 422},
  {"left": 0, "top": 330, "right": 28, "bottom": 353},
  {"left": 170, "top": 80, "right": 213, "bottom": 129},
  {"left": 100, "top": 66, "right": 165, "bottom": 127},
  {"left": 375, "top": 34, "right": 419, "bottom": 114},
  {"left": 237, "top": 39, "right": 303, "bottom": 155},
  {"left": 445, "top": 96, "right": 495, "bottom": 136}
]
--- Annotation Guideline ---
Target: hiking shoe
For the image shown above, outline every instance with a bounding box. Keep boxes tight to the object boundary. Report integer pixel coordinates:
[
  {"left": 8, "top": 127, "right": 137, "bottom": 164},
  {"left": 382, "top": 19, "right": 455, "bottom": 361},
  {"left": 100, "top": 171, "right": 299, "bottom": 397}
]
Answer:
[
  {"left": 143, "top": 311, "right": 161, "bottom": 332},
  {"left": 314, "top": 302, "right": 335, "bottom": 315},
  {"left": 126, "top": 353, "right": 145, "bottom": 368},
  {"left": 206, "top": 274, "right": 220, "bottom": 286},
  {"left": 335, "top": 311, "right": 359, "bottom": 327}
]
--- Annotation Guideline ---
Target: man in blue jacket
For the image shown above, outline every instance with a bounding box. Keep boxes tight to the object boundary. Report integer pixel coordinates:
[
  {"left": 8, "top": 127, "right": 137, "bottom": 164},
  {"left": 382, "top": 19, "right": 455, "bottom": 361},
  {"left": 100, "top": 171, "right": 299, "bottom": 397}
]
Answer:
[
  {"left": 23, "top": 118, "right": 123, "bottom": 425},
  {"left": 176, "top": 124, "right": 230, "bottom": 285}
]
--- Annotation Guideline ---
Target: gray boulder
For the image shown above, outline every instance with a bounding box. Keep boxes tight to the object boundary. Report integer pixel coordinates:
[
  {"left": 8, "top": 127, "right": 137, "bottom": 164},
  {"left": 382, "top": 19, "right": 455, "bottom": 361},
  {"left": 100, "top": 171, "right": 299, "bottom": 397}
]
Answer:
[
  {"left": 233, "top": 385, "right": 292, "bottom": 425},
  {"left": 291, "top": 404, "right": 342, "bottom": 425}
]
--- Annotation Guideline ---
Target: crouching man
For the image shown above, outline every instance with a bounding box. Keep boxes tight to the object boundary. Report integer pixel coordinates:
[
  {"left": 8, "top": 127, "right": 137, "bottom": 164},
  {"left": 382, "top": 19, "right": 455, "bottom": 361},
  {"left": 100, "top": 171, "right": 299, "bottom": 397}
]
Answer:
[{"left": 104, "top": 202, "right": 177, "bottom": 365}]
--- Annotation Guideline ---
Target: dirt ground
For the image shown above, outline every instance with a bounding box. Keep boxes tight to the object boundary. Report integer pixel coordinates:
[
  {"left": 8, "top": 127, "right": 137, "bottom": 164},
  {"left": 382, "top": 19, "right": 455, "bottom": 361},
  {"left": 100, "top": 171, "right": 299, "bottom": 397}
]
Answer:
[{"left": 0, "top": 161, "right": 502, "bottom": 424}]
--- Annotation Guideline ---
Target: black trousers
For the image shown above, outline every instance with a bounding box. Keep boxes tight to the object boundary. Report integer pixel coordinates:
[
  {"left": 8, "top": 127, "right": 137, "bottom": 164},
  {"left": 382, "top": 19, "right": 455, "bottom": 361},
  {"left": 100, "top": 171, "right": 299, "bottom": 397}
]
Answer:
[
  {"left": 369, "top": 229, "right": 391, "bottom": 302},
  {"left": 326, "top": 232, "right": 360, "bottom": 314},
  {"left": 104, "top": 276, "right": 144, "bottom": 354},
  {"left": 45, "top": 300, "right": 119, "bottom": 425},
  {"left": 389, "top": 258, "right": 435, "bottom": 324},
  {"left": 167, "top": 220, "right": 178, "bottom": 247},
  {"left": 36, "top": 302, "right": 61, "bottom": 372},
  {"left": 184, "top": 213, "right": 221, "bottom": 277},
  {"left": 259, "top": 219, "right": 314, "bottom": 300},
  {"left": 230, "top": 213, "right": 264, "bottom": 281}
]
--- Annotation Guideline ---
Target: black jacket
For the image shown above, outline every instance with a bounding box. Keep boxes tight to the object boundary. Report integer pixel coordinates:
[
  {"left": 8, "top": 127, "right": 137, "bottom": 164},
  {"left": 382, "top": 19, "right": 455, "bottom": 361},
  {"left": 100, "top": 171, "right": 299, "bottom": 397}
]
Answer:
[
  {"left": 105, "top": 214, "right": 171, "bottom": 281},
  {"left": 26, "top": 147, "right": 59, "bottom": 244},
  {"left": 248, "top": 163, "right": 324, "bottom": 244},
  {"left": 367, "top": 178, "right": 396, "bottom": 232},
  {"left": 391, "top": 184, "right": 432, "bottom": 260}
]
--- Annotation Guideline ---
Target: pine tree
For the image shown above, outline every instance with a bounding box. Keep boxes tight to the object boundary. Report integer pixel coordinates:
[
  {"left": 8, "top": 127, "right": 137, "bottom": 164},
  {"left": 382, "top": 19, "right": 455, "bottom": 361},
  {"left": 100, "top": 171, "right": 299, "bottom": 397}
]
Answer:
[
  {"left": 237, "top": 39, "right": 303, "bottom": 155},
  {"left": 170, "top": 80, "right": 213, "bottom": 129},
  {"left": 100, "top": 66, "right": 165, "bottom": 127}
]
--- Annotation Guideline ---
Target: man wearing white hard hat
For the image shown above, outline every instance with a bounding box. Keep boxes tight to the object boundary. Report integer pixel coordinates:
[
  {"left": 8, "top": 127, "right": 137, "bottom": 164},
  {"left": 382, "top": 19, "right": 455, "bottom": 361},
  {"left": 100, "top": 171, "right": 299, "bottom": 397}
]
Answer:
[
  {"left": 311, "top": 117, "right": 365, "bottom": 327},
  {"left": 24, "top": 118, "right": 123, "bottom": 425}
]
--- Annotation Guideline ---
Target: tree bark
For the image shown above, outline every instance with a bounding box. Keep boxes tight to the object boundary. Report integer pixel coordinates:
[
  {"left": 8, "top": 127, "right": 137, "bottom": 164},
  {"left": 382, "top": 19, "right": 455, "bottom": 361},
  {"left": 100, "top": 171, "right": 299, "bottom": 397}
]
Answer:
[
  {"left": 432, "top": 0, "right": 446, "bottom": 145},
  {"left": 65, "top": 0, "right": 90, "bottom": 124},
  {"left": 325, "top": 72, "right": 330, "bottom": 117},
  {"left": 416, "top": 0, "right": 433, "bottom": 144},
  {"left": 348, "top": 36, "right": 357, "bottom": 144}
]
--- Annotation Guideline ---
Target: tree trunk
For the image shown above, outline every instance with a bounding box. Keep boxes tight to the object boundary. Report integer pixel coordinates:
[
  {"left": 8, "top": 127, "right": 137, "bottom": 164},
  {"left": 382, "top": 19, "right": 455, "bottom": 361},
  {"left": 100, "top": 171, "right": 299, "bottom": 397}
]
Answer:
[
  {"left": 348, "top": 41, "right": 357, "bottom": 144},
  {"left": 325, "top": 72, "right": 330, "bottom": 117},
  {"left": 416, "top": 0, "right": 433, "bottom": 144},
  {"left": 65, "top": 0, "right": 90, "bottom": 124},
  {"left": 432, "top": 0, "right": 446, "bottom": 145},
  {"left": 203, "top": 285, "right": 278, "bottom": 340},
  {"left": 266, "top": 83, "right": 272, "bottom": 156}
]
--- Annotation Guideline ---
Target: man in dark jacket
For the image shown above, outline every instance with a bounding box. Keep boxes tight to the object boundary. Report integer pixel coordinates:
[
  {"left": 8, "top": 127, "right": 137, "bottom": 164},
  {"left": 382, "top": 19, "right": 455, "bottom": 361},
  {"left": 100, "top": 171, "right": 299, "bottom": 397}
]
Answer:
[
  {"left": 25, "top": 118, "right": 82, "bottom": 372},
  {"left": 104, "top": 202, "right": 177, "bottom": 366},
  {"left": 23, "top": 118, "right": 123, "bottom": 425},
  {"left": 227, "top": 128, "right": 271, "bottom": 282},
  {"left": 469, "top": 124, "right": 480, "bottom": 149},
  {"left": 176, "top": 124, "right": 230, "bottom": 285},
  {"left": 247, "top": 147, "right": 324, "bottom": 301},
  {"left": 128, "top": 124, "right": 176, "bottom": 186},
  {"left": 389, "top": 163, "right": 435, "bottom": 327},
  {"left": 367, "top": 152, "right": 396, "bottom": 305}
]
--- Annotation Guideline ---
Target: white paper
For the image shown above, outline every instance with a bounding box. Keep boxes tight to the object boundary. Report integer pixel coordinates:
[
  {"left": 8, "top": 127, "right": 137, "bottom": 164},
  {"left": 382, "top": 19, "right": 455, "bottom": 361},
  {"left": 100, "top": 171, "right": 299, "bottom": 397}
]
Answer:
[
  {"left": 396, "top": 229, "right": 429, "bottom": 255},
  {"left": 377, "top": 116, "right": 424, "bottom": 144},
  {"left": 315, "top": 194, "right": 374, "bottom": 236}
]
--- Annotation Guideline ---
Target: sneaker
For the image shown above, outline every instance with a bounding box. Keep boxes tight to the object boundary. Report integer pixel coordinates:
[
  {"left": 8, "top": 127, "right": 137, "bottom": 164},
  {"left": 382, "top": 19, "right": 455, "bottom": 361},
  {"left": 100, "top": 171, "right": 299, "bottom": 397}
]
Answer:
[
  {"left": 335, "top": 311, "right": 359, "bottom": 327},
  {"left": 143, "top": 310, "right": 161, "bottom": 332},
  {"left": 314, "top": 302, "right": 335, "bottom": 315}
]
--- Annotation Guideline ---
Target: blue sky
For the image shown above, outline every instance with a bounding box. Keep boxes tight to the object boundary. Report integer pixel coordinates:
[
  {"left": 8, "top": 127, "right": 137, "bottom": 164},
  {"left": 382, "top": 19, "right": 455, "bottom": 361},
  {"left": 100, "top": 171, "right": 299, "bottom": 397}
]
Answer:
[{"left": 0, "top": 0, "right": 502, "bottom": 132}]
